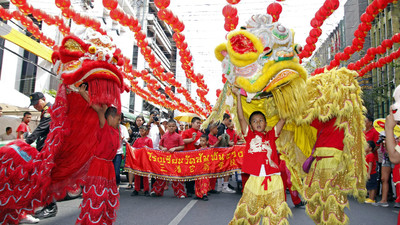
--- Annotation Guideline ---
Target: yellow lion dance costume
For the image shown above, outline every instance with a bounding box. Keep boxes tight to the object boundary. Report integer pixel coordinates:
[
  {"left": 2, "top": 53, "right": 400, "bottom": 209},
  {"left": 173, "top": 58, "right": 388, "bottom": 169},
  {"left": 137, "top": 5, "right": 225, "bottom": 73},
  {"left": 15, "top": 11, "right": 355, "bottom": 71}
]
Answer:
[{"left": 204, "top": 14, "right": 367, "bottom": 225}]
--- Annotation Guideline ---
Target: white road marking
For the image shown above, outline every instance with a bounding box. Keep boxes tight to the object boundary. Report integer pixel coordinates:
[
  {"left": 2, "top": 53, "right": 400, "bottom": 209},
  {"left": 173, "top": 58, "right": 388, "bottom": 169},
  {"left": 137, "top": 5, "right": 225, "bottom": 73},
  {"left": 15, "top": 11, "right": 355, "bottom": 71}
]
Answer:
[{"left": 168, "top": 200, "right": 198, "bottom": 225}]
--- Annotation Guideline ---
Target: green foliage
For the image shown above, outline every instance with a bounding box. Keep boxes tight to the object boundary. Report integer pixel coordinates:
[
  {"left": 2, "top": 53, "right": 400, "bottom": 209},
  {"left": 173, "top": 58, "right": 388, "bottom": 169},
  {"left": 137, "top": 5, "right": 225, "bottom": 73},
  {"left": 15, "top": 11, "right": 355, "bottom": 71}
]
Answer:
[{"left": 43, "top": 89, "right": 57, "bottom": 98}]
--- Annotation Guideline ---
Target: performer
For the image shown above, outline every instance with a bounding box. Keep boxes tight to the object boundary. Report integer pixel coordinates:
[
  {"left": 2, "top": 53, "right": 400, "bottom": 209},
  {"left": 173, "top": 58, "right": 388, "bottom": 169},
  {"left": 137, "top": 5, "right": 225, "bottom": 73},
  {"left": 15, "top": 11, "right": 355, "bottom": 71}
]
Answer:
[
  {"left": 194, "top": 134, "right": 211, "bottom": 201},
  {"left": 229, "top": 87, "right": 290, "bottom": 225},
  {"left": 150, "top": 120, "right": 187, "bottom": 198},
  {"left": 182, "top": 117, "right": 203, "bottom": 197},
  {"left": 76, "top": 84, "right": 120, "bottom": 225},
  {"left": 130, "top": 125, "right": 153, "bottom": 196}
]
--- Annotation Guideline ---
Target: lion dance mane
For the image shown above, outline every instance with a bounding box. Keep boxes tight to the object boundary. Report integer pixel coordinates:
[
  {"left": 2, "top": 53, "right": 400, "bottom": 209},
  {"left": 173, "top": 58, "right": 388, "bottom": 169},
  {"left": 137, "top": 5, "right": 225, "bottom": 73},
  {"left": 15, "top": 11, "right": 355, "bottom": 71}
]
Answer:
[
  {"left": 0, "top": 29, "right": 126, "bottom": 224},
  {"left": 204, "top": 14, "right": 367, "bottom": 225}
]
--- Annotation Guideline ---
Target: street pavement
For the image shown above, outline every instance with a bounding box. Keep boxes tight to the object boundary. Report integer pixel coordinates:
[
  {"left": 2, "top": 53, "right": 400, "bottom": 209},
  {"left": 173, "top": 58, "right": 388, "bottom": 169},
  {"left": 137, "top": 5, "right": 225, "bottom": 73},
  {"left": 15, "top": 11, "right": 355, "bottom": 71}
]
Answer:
[{"left": 37, "top": 180, "right": 398, "bottom": 225}]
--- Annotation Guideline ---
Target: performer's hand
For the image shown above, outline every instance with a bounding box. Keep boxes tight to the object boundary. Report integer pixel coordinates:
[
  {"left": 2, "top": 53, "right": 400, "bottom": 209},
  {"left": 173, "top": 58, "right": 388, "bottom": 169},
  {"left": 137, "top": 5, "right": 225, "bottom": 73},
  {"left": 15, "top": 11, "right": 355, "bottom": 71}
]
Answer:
[
  {"left": 78, "top": 83, "right": 88, "bottom": 94},
  {"left": 232, "top": 86, "right": 240, "bottom": 96},
  {"left": 169, "top": 148, "right": 175, "bottom": 153},
  {"left": 386, "top": 106, "right": 397, "bottom": 130},
  {"left": 192, "top": 132, "right": 197, "bottom": 140}
]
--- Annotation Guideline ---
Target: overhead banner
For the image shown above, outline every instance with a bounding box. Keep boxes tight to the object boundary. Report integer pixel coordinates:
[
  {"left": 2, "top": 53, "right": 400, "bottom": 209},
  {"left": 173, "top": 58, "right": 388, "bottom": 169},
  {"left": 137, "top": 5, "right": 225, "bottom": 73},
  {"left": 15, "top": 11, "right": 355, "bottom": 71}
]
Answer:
[{"left": 124, "top": 145, "right": 245, "bottom": 181}]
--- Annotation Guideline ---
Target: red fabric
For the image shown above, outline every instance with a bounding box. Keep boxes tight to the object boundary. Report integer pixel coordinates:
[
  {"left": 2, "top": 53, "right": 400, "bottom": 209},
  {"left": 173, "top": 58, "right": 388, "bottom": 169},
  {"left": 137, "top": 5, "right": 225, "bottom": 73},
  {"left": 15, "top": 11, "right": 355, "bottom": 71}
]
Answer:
[
  {"left": 125, "top": 146, "right": 245, "bottom": 180},
  {"left": 95, "top": 122, "right": 120, "bottom": 160},
  {"left": 364, "top": 127, "right": 380, "bottom": 144},
  {"left": 209, "top": 178, "right": 217, "bottom": 191},
  {"left": 241, "top": 173, "right": 250, "bottom": 192},
  {"left": 134, "top": 175, "right": 149, "bottom": 192},
  {"left": 16, "top": 122, "right": 30, "bottom": 138},
  {"left": 77, "top": 123, "right": 120, "bottom": 225},
  {"left": 364, "top": 127, "right": 380, "bottom": 161},
  {"left": 366, "top": 153, "right": 377, "bottom": 175},
  {"left": 311, "top": 118, "right": 345, "bottom": 150},
  {"left": 182, "top": 128, "right": 202, "bottom": 150},
  {"left": 242, "top": 126, "right": 280, "bottom": 176},
  {"left": 226, "top": 128, "right": 238, "bottom": 144},
  {"left": 279, "top": 159, "right": 301, "bottom": 205},
  {"left": 393, "top": 164, "right": 400, "bottom": 203},
  {"left": 208, "top": 134, "right": 218, "bottom": 146},
  {"left": 195, "top": 179, "right": 210, "bottom": 197},
  {"left": 151, "top": 180, "right": 186, "bottom": 198},
  {"left": 159, "top": 132, "right": 184, "bottom": 150},
  {"left": 132, "top": 137, "right": 153, "bottom": 148}
]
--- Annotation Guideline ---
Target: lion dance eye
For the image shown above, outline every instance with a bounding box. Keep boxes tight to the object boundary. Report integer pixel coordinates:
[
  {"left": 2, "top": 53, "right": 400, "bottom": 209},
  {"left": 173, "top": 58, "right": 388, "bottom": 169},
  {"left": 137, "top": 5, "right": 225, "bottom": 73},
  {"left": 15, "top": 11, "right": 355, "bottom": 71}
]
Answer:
[{"left": 88, "top": 46, "right": 96, "bottom": 54}]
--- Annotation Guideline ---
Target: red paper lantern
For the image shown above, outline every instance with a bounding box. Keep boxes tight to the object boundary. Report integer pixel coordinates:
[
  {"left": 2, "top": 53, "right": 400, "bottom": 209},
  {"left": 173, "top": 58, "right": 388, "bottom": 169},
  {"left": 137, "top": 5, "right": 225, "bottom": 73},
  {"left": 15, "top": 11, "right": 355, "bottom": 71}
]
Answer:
[
  {"left": 392, "top": 33, "right": 400, "bottom": 43},
  {"left": 216, "top": 89, "right": 222, "bottom": 97},
  {"left": 227, "top": 0, "right": 240, "bottom": 4},
  {"left": 103, "top": 0, "right": 118, "bottom": 10},
  {"left": 310, "top": 18, "right": 323, "bottom": 28},
  {"left": 360, "top": 13, "right": 375, "bottom": 23},
  {"left": 223, "top": 5, "right": 237, "bottom": 18},
  {"left": 154, "top": 0, "right": 170, "bottom": 9},
  {"left": 382, "top": 39, "right": 393, "bottom": 49},
  {"left": 55, "top": 0, "right": 71, "bottom": 9},
  {"left": 267, "top": 3, "right": 282, "bottom": 22},
  {"left": 310, "top": 28, "right": 322, "bottom": 38}
]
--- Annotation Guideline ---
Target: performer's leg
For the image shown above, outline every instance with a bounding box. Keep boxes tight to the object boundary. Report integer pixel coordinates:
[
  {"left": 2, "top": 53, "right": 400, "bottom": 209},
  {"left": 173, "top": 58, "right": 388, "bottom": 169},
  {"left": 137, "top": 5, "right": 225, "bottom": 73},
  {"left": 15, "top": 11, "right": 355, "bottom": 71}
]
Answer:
[
  {"left": 303, "top": 148, "right": 348, "bottom": 225},
  {"left": 143, "top": 176, "right": 150, "bottom": 192},
  {"left": 241, "top": 173, "right": 250, "bottom": 192},
  {"left": 134, "top": 175, "right": 142, "bottom": 192},
  {"left": 209, "top": 178, "right": 217, "bottom": 191},
  {"left": 172, "top": 181, "right": 187, "bottom": 198},
  {"left": 151, "top": 179, "right": 166, "bottom": 196},
  {"left": 195, "top": 179, "right": 210, "bottom": 198},
  {"left": 229, "top": 176, "right": 291, "bottom": 225}
]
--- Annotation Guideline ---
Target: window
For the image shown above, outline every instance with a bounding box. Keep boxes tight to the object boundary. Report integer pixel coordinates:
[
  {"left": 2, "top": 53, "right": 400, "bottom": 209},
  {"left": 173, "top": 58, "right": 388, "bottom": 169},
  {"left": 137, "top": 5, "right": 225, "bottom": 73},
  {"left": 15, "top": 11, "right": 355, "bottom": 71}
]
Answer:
[
  {"left": 388, "top": 19, "right": 392, "bottom": 38},
  {"left": 132, "top": 45, "right": 138, "bottom": 69},
  {"left": 19, "top": 16, "right": 41, "bottom": 96}
]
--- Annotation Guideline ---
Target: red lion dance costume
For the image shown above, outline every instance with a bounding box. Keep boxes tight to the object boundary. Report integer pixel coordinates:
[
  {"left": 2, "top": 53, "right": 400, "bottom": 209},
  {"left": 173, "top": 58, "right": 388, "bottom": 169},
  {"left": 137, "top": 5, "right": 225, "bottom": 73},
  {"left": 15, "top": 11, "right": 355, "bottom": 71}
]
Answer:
[{"left": 0, "top": 29, "right": 126, "bottom": 224}]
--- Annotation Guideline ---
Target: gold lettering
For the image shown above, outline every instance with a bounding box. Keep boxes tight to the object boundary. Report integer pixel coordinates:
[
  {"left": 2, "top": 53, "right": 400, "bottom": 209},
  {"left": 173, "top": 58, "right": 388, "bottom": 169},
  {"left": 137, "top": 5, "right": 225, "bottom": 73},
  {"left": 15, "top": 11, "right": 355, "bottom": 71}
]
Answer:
[
  {"left": 218, "top": 161, "right": 224, "bottom": 169},
  {"left": 196, "top": 153, "right": 203, "bottom": 163},
  {"left": 148, "top": 152, "right": 153, "bottom": 161},
  {"left": 157, "top": 157, "right": 163, "bottom": 163},
  {"left": 172, "top": 158, "right": 177, "bottom": 164},
  {"left": 175, "top": 165, "right": 182, "bottom": 173},
  {"left": 218, "top": 154, "right": 225, "bottom": 161},
  {"left": 238, "top": 151, "right": 244, "bottom": 157},
  {"left": 178, "top": 158, "right": 184, "bottom": 165},
  {"left": 185, "top": 155, "right": 190, "bottom": 164},
  {"left": 189, "top": 157, "right": 196, "bottom": 165},
  {"left": 212, "top": 152, "right": 218, "bottom": 161},
  {"left": 160, "top": 164, "right": 167, "bottom": 172},
  {"left": 166, "top": 155, "right": 171, "bottom": 164},
  {"left": 230, "top": 158, "right": 237, "bottom": 166},
  {"left": 203, "top": 155, "right": 210, "bottom": 162},
  {"left": 203, "top": 163, "right": 210, "bottom": 171},
  {"left": 189, "top": 165, "right": 195, "bottom": 173}
]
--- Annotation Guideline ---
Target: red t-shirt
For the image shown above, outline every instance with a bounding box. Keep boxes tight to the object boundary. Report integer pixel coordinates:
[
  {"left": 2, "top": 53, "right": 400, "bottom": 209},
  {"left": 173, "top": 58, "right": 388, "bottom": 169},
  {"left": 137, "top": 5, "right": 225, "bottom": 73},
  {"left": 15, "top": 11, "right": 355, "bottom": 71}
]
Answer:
[
  {"left": 182, "top": 128, "right": 203, "bottom": 150},
  {"left": 95, "top": 122, "right": 120, "bottom": 160},
  {"left": 132, "top": 136, "right": 153, "bottom": 148},
  {"left": 311, "top": 118, "right": 344, "bottom": 150},
  {"left": 364, "top": 127, "right": 380, "bottom": 161},
  {"left": 208, "top": 133, "right": 218, "bottom": 146},
  {"left": 242, "top": 126, "right": 280, "bottom": 176},
  {"left": 16, "top": 122, "right": 31, "bottom": 139},
  {"left": 226, "top": 128, "right": 238, "bottom": 144},
  {"left": 366, "top": 153, "right": 377, "bottom": 175},
  {"left": 159, "top": 131, "right": 184, "bottom": 150}
]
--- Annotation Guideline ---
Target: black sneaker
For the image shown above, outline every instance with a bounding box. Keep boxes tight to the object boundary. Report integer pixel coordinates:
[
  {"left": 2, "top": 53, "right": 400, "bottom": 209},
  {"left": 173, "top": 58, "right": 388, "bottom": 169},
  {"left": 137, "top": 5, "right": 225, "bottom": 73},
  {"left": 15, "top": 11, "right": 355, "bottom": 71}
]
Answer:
[
  {"left": 150, "top": 191, "right": 157, "bottom": 197},
  {"left": 34, "top": 203, "right": 57, "bottom": 219},
  {"left": 208, "top": 190, "right": 220, "bottom": 194},
  {"left": 202, "top": 195, "right": 208, "bottom": 201},
  {"left": 144, "top": 191, "right": 150, "bottom": 197},
  {"left": 295, "top": 201, "right": 306, "bottom": 208},
  {"left": 186, "top": 193, "right": 193, "bottom": 197},
  {"left": 131, "top": 190, "right": 139, "bottom": 196}
]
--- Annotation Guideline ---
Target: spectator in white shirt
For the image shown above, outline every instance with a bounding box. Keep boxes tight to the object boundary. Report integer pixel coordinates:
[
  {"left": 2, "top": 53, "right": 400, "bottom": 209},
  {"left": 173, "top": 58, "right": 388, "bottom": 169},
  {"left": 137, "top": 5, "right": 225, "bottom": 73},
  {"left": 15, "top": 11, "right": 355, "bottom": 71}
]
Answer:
[
  {"left": 0, "top": 127, "right": 16, "bottom": 141},
  {"left": 113, "top": 113, "right": 130, "bottom": 189},
  {"left": 147, "top": 110, "right": 165, "bottom": 149}
]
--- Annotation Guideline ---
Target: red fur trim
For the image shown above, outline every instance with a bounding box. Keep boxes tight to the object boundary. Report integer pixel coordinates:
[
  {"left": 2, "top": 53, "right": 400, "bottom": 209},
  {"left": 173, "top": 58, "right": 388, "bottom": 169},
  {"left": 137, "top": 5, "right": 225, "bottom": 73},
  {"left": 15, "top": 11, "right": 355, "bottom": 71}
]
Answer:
[{"left": 88, "top": 79, "right": 121, "bottom": 112}]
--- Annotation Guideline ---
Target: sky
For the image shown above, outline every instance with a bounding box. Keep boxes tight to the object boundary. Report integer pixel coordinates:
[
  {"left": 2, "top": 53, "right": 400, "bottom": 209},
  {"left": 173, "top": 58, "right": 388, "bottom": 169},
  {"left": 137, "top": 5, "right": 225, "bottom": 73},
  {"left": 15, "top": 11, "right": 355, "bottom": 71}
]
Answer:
[{"left": 168, "top": 0, "right": 347, "bottom": 105}]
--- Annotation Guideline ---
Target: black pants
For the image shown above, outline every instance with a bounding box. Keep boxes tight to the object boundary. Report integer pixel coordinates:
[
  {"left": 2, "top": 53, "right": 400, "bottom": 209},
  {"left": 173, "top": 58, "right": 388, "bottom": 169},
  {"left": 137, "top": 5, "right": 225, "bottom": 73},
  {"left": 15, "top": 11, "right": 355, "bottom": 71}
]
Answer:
[{"left": 185, "top": 181, "right": 195, "bottom": 194}]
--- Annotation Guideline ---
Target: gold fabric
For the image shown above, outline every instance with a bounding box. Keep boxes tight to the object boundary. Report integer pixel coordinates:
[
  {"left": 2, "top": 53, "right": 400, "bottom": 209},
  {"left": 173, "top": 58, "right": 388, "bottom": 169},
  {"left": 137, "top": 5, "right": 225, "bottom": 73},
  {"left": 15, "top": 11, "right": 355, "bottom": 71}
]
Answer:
[
  {"left": 303, "top": 147, "right": 349, "bottom": 225},
  {"left": 229, "top": 175, "right": 291, "bottom": 225}
]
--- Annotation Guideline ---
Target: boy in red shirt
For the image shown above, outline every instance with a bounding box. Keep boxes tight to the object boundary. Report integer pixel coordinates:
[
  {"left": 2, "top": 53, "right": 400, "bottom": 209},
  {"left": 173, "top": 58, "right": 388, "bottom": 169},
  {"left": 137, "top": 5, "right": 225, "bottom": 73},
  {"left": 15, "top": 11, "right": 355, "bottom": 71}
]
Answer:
[
  {"left": 16, "top": 112, "right": 32, "bottom": 139},
  {"left": 150, "top": 120, "right": 186, "bottom": 198},
  {"left": 229, "top": 86, "right": 290, "bottom": 225},
  {"left": 182, "top": 117, "right": 203, "bottom": 196},
  {"left": 77, "top": 84, "right": 120, "bottom": 225},
  {"left": 194, "top": 134, "right": 211, "bottom": 201},
  {"left": 131, "top": 125, "right": 153, "bottom": 196},
  {"left": 365, "top": 140, "right": 378, "bottom": 203}
]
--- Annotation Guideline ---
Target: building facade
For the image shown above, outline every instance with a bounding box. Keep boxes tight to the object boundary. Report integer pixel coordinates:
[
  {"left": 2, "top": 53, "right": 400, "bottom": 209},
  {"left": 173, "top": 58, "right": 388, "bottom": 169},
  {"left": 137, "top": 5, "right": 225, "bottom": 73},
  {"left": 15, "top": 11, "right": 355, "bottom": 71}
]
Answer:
[
  {"left": 0, "top": 0, "right": 180, "bottom": 120},
  {"left": 369, "top": 1, "right": 400, "bottom": 118}
]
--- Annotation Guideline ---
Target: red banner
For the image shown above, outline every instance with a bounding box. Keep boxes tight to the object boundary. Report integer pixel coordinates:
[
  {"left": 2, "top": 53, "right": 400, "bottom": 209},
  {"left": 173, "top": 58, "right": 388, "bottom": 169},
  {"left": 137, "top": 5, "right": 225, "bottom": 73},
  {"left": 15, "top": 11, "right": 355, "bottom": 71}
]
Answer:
[{"left": 124, "top": 145, "right": 245, "bottom": 181}]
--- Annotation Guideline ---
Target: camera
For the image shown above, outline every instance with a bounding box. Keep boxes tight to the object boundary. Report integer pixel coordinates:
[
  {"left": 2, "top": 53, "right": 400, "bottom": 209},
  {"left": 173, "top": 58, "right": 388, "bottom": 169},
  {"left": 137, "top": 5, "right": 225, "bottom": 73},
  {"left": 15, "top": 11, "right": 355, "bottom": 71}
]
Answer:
[
  {"left": 377, "top": 135, "right": 385, "bottom": 145},
  {"left": 153, "top": 116, "right": 159, "bottom": 122}
]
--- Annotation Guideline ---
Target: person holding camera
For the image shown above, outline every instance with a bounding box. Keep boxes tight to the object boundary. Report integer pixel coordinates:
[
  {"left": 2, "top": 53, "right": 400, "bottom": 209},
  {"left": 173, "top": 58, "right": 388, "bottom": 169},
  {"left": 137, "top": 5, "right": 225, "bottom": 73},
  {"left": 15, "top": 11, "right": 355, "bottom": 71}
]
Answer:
[{"left": 147, "top": 109, "right": 165, "bottom": 150}]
